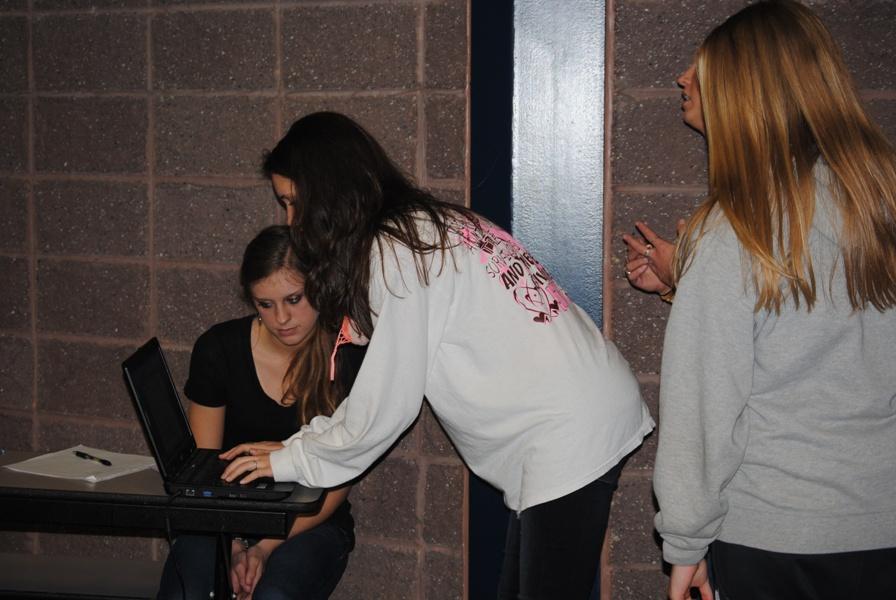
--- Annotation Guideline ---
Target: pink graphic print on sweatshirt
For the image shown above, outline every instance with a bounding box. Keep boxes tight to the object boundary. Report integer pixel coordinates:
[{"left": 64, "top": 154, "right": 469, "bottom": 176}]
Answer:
[{"left": 454, "top": 219, "right": 570, "bottom": 323}]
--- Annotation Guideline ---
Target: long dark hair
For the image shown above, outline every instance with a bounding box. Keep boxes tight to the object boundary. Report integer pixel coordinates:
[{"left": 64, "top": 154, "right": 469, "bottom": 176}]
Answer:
[
  {"left": 262, "top": 111, "right": 474, "bottom": 337},
  {"left": 240, "top": 225, "right": 343, "bottom": 426}
]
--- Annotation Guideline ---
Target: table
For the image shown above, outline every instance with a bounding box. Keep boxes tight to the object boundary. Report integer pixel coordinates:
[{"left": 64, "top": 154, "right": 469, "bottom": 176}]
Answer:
[{"left": 0, "top": 451, "right": 323, "bottom": 598}]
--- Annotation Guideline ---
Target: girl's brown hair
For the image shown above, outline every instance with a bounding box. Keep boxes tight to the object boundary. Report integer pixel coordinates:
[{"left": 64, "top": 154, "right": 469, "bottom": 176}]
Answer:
[{"left": 240, "top": 225, "right": 343, "bottom": 426}]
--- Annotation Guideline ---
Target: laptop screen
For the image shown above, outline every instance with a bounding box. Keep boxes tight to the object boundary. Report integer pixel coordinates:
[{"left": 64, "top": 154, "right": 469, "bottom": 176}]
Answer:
[{"left": 122, "top": 338, "right": 196, "bottom": 479}]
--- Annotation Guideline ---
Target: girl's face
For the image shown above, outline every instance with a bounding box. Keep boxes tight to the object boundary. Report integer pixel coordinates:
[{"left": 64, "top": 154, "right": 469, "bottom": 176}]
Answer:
[
  {"left": 677, "top": 64, "right": 705, "bottom": 134},
  {"left": 271, "top": 174, "right": 297, "bottom": 225},
  {"left": 250, "top": 268, "right": 317, "bottom": 348}
]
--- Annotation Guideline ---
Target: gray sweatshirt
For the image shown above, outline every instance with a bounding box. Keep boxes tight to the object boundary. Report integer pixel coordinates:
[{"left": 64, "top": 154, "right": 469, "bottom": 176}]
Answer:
[{"left": 654, "top": 167, "right": 896, "bottom": 565}]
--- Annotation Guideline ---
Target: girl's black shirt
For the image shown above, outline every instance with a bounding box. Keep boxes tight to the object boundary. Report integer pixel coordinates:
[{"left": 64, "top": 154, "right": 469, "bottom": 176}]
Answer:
[{"left": 184, "top": 315, "right": 366, "bottom": 452}]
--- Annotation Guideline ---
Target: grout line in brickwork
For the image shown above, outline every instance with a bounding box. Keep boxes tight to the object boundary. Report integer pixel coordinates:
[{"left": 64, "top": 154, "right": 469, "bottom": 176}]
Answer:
[
  {"left": 25, "top": 172, "right": 148, "bottom": 183},
  {"left": 603, "top": 0, "right": 617, "bottom": 342},
  {"left": 277, "top": 0, "right": 419, "bottom": 10},
  {"left": 26, "top": 0, "right": 419, "bottom": 20},
  {"left": 25, "top": 0, "right": 38, "bottom": 458},
  {"left": 610, "top": 279, "right": 631, "bottom": 292},
  {"left": 23, "top": 253, "right": 151, "bottom": 265},
  {"left": 425, "top": 89, "right": 466, "bottom": 98},
  {"left": 409, "top": 454, "right": 463, "bottom": 467},
  {"left": 30, "top": 4, "right": 277, "bottom": 17},
  {"left": 600, "top": 532, "right": 612, "bottom": 599},
  {"left": 425, "top": 178, "right": 465, "bottom": 189},
  {"left": 617, "top": 87, "right": 679, "bottom": 100},
  {"left": 15, "top": 171, "right": 273, "bottom": 187},
  {"left": 283, "top": 89, "right": 430, "bottom": 100},
  {"left": 461, "top": 464, "right": 470, "bottom": 600},
  {"left": 279, "top": 0, "right": 417, "bottom": 6},
  {"left": 34, "top": 411, "right": 146, "bottom": 430},
  {"left": 415, "top": 10, "right": 428, "bottom": 595},
  {"left": 10, "top": 88, "right": 464, "bottom": 100},
  {"left": 156, "top": 259, "right": 240, "bottom": 271},
  {"left": 273, "top": 0, "right": 283, "bottom": 159},
  {"left": 153, "top": 339, "right": 194, "bottom": 353},
  {"left": 0, "top": 330, "right": 30, "bottom": 341},
  {"left": 19, "top": 330, "right": 160, "bottom": 347},
  {"left": 603, "top": 2, "right": 618, "bottom": 596},
  {"left": 415, "top": 0, "right": 427, "bottom": 193},
  {"left": 416, "top": 458, "right": 428, "bottom": 598},
  {"left": 612, "top": 563, "right": 664, "bottom": 572},
  {"left": 861, "top": 90, "right": 896, "bottom": 101},
  {"left": 31, "top": 90, "right": 278, "bottom": 99},
  {"left": 613, "top": 183, "right": 708, "bottom": 194},
  {"left": 27, "top": 91, "right": 156, "bottom": 99},
  {"left": 146, "top": 89, "right": 279, "bottom": 98},
  {"left": 153, "top": 175, "right": 268, "bottom": 186},
  {"left": 0, "top": 407, "right": 34, "bottom": 420},
  {"left": 351, "top": 534, "right": 422, "bottom": 553},
  {"left": 146, "top": 10, "right": 158, "bottom": 340},
  {"left": 11, "top": 254, "right": 242, "bottom": 272},
  {"left": 420, "top": 544, "right": 464, "bottom": 558},
  {"left": 637, "top": 372, "right": 660, "bottom": 385},
  {"left": 618, "top": 468, "right": 653, "bottom": 483},
  {"left": 463, "top": 0, "right": 471, "bottom": 212}
]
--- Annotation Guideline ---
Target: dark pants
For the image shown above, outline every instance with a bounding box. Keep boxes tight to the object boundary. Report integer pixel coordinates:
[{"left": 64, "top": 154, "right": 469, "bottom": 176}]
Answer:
[
  {"left": 711, "top": 540, "right": 896, "bottom": 600},
  {"left": 157, "top": 511, "right": 354, "bottom": 600},
  {"left": 497, "top": 462, "right": 622, "bottom": 600}
]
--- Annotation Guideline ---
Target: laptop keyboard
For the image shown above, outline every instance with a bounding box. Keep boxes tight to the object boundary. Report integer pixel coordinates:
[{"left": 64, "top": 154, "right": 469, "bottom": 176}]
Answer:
[
  {"left": 180, "top": 452, "right": 277, "bottom": 488},
  {"left": 180, "top": 451, "right": 229, "bottom": 484}
]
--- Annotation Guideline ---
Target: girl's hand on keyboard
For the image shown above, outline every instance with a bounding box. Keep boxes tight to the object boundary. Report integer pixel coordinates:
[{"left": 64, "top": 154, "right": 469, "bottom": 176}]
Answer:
[
  {"left": 221, "top": 451, "right": 273, "bottom": 484},
  {"left": 219, "top": 440, "right": 283, "bottom": 461}
]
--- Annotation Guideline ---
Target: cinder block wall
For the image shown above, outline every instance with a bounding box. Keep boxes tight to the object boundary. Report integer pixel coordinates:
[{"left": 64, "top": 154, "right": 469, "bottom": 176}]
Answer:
[
  {"left": 5, "top": 0, "right": 895, "bottom": 597},
  {"left": 606, "top": 0, "right": 896, "bottom": 597},
  {"left": 0, "top": 0, "right": 467, "bottom": 598}
]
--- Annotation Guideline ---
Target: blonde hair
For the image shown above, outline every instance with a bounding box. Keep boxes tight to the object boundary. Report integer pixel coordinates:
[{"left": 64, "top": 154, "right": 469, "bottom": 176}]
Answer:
[{"left": 675, "top": 0, "right": 896, "bottom": 312}]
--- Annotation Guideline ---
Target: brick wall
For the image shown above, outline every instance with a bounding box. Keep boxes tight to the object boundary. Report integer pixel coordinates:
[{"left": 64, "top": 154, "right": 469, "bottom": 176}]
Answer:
[
  {"left": 606, "top": 1, "right": 896, "bottom": 598},
  {"left": 5, "top": 0, "right": 895, "bottom": 597},
  {"left": 0, "top": 0, "right": 467, "bottom": 598}
]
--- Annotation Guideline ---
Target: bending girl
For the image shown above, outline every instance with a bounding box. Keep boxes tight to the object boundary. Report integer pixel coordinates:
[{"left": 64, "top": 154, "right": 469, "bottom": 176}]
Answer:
[{"left": 221, "top": 111, "right": 654, "bottom": 598}]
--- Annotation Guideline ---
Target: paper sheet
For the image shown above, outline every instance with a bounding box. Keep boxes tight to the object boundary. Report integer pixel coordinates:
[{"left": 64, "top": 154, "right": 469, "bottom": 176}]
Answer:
[{"left": 4, "top": 444, "right": 156, "bottom": 483}]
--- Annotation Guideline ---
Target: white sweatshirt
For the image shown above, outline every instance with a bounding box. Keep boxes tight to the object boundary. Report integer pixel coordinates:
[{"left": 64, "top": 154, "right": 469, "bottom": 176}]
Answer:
[{"left": 270, "top": 215, "right": 654, "bottom": 512}]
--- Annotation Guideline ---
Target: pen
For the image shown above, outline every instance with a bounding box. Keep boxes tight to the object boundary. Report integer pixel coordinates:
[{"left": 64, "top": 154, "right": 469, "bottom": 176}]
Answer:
[{"left": 73, "top": 450, "right": 112, "bottom": 467}]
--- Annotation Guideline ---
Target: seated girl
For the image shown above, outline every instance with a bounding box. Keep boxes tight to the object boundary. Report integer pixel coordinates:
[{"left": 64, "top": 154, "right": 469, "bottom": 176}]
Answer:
[{"left": 158, "top": 225, "right": 364, "bottom": 600}]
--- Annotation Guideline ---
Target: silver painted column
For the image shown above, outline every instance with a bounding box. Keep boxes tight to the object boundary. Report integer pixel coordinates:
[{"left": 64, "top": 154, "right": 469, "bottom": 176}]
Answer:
[{"left": 513, "top": 0, "right": 606, "bottom": 326}]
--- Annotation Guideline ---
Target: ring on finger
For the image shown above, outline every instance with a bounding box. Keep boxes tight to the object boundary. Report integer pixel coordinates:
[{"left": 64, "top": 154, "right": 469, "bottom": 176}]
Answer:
[
  {"left": 625, "top": 269, "right": 632, "bottom": 277},
  {"left": 643, "top": 244, "right": 654, "bottom": 258},
  {"left": 253, "top": 460, "right": 258, "bottom": 471}
]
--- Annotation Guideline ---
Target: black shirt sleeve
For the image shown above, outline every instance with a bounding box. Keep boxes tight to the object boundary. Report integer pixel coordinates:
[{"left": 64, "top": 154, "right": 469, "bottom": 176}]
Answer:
[
  {"left": 184, "top": 326, "right": 228, "bottom": 408},
  {"left": 183, "top": 317, "right": 367, "bottom": 449}
]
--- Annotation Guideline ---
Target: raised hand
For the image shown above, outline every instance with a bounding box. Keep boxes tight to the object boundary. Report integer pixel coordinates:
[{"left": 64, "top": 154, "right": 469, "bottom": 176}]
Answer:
[{"left": 622, "top": 219, "right": 684, "bottom": 295}]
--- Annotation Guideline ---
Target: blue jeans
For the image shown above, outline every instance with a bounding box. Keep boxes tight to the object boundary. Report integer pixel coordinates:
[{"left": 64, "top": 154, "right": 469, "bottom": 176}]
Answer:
[{"left": 158, "top": 506, "right": 354, "bottom": 600}]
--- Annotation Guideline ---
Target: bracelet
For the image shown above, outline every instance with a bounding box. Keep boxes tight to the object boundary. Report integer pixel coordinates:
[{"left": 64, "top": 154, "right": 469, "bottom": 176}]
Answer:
[{"left": 659, "top": 287, "right": 675, "bottom": 304}]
